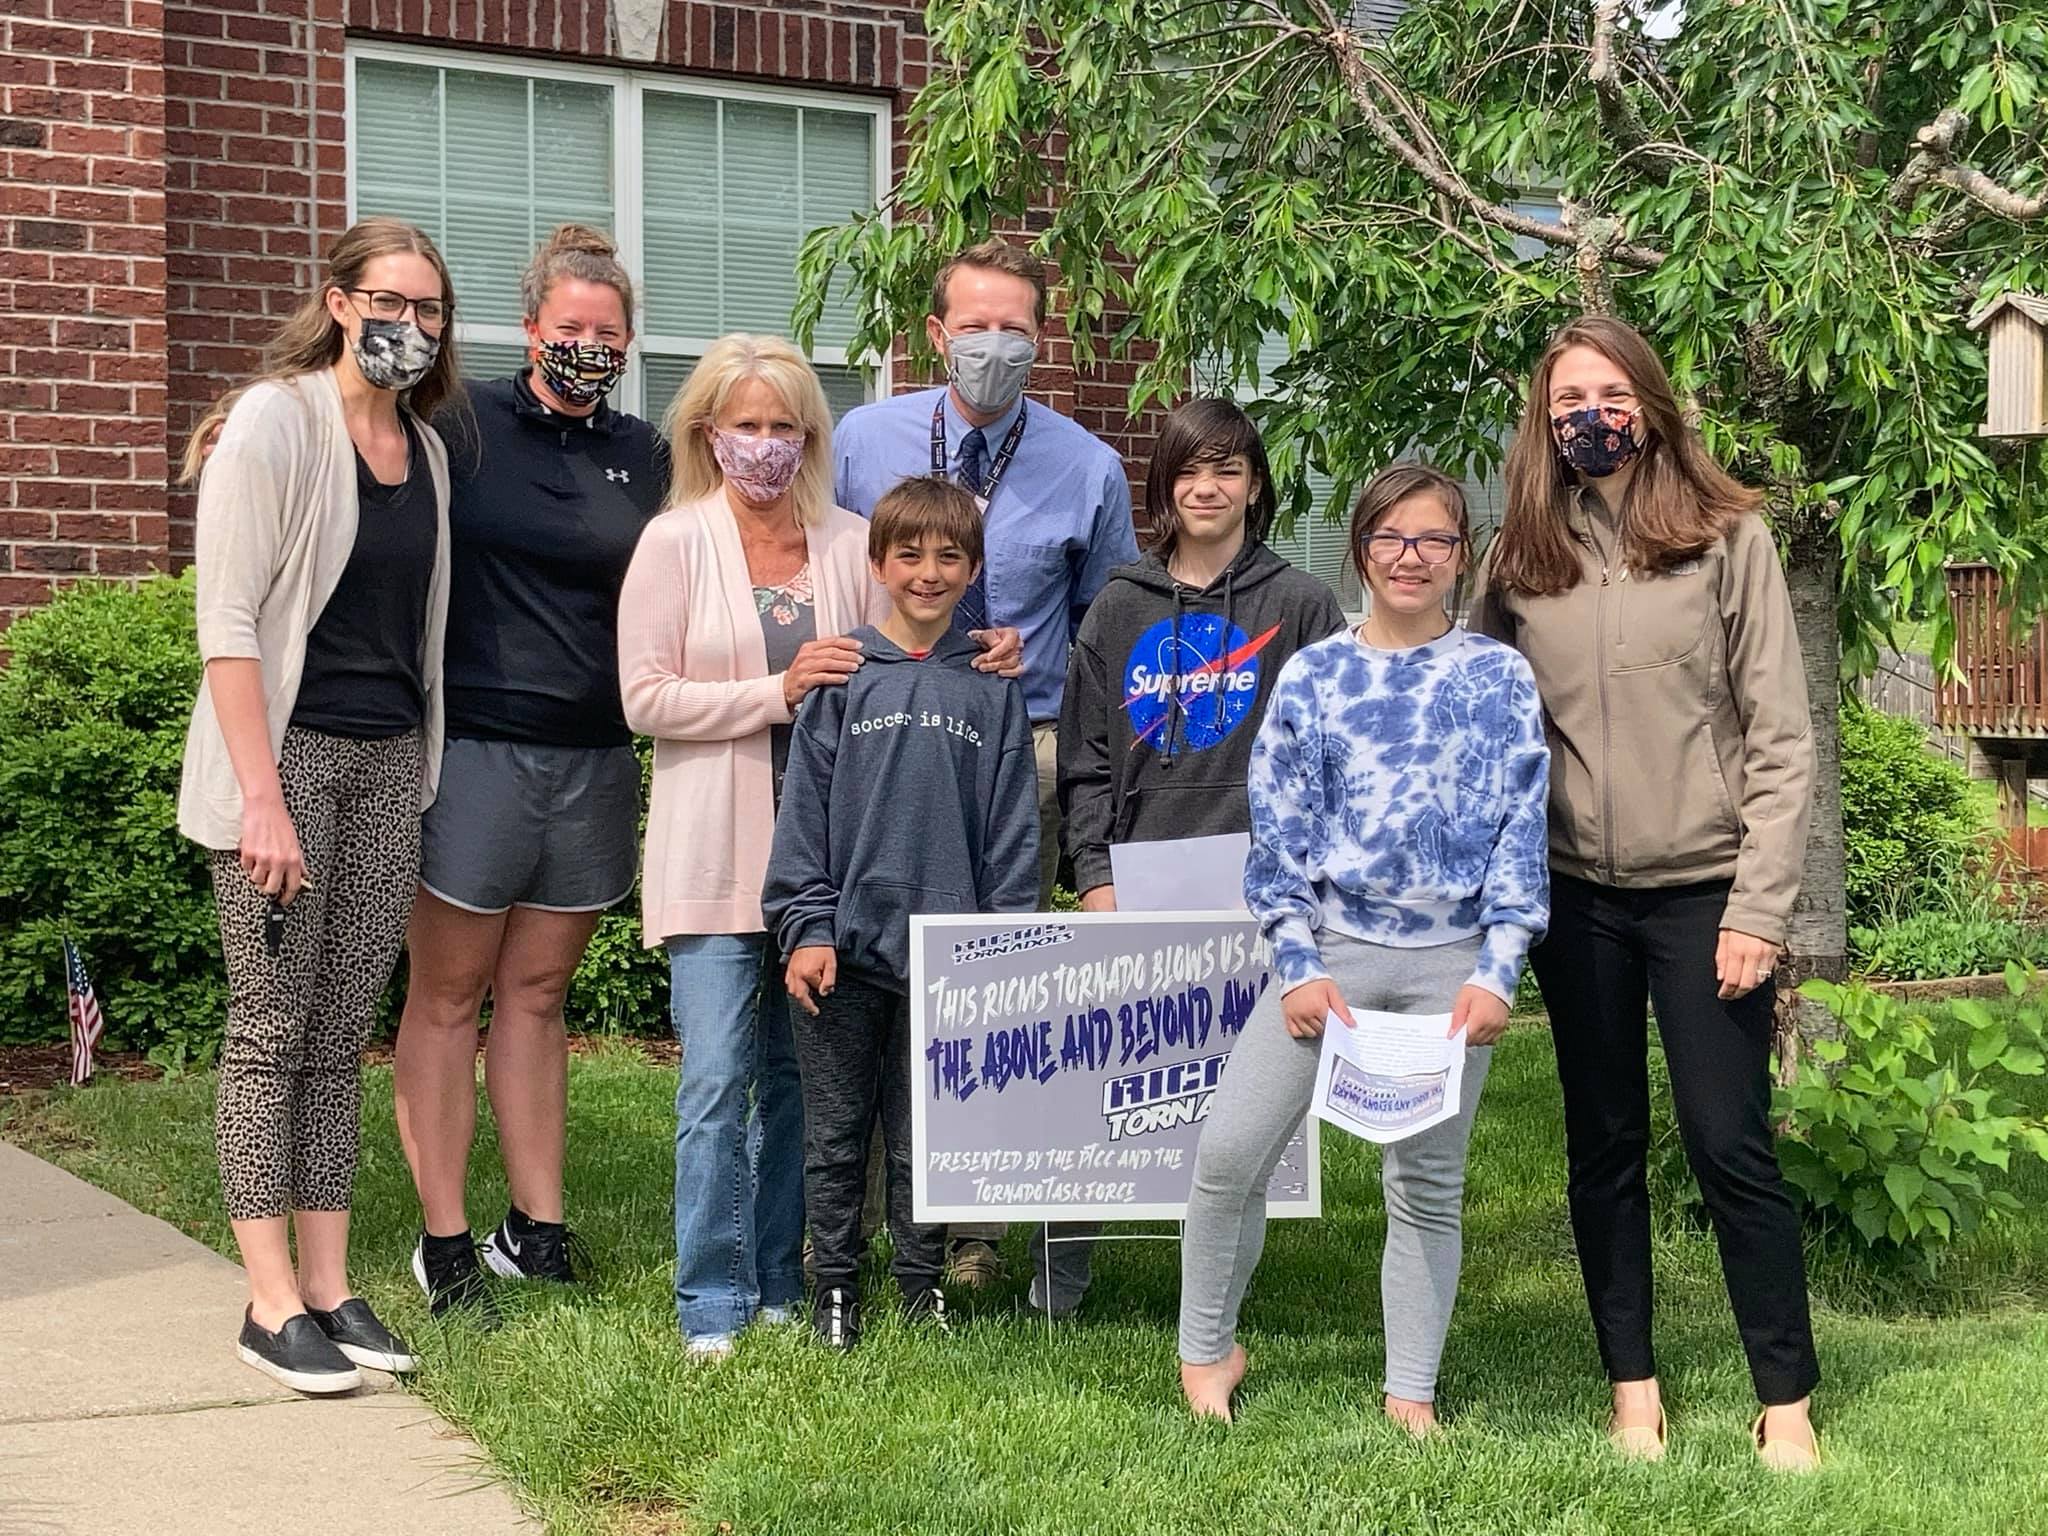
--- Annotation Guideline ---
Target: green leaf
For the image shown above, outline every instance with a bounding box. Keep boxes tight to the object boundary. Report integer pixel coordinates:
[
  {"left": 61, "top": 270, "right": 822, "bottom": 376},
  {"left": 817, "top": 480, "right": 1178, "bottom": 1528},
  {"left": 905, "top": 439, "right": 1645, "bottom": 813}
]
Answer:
[
  {"left": 1884, "top": 1163, "right": 1927, "bottom": 1214},
  {"left": 1969, "top": 1026, "right": 2011, "bottom": 1071},
  {"left": 2000, "top": 1046, "right": 2047, "bottom": 1076}
]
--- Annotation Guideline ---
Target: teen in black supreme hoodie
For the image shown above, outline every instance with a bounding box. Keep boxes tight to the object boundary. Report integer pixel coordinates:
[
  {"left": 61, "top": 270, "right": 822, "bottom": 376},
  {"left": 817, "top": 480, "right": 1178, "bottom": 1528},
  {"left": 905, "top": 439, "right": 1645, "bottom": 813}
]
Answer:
[
  {"left": 763, "top": 476, "right": 1039, "bottom": 1350},
  {"left": 1042, "top": 396, "right": 1347, "bottom": 1316}
]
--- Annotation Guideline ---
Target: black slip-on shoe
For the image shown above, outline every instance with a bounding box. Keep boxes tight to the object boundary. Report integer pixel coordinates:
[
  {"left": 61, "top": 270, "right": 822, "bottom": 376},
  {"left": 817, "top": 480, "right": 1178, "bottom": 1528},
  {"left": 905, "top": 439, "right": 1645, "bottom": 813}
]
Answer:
[
  {"left": 236, "top": 1309, "right": 361, "bottom": 1395},
  {"left": 811, "top": 1287, "right": 862, "bottom": 1351},
  {"left": 903, "top": 1286, "right": 953, "bottom": 1334},
  {"left": 307, "top": 1297, "right": 417, "bottom": 1374},
  {"left": 411, "top": 1233, "right": 501, "bottom": 1327},
  {"left": 480, "top": 1213, "right": 587, "bottom": 1284}
]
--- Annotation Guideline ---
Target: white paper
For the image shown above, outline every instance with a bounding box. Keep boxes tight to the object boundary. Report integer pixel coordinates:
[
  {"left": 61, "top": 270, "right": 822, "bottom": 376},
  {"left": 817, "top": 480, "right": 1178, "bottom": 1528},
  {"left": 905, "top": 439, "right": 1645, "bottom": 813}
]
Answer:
[
  {"left": 1109, "top": 833, "right": 1250, "bottom": 913},
  {"left": 1310, "top": 1007, "right": 1465, "bottom": 1145}
]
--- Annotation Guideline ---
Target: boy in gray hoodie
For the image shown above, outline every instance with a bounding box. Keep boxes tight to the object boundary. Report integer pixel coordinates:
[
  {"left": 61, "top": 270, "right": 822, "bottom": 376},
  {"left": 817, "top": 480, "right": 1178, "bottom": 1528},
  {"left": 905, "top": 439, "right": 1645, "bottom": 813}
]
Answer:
[{"left": 763, "top": 476, "right": 1040, "bottom": 1349}]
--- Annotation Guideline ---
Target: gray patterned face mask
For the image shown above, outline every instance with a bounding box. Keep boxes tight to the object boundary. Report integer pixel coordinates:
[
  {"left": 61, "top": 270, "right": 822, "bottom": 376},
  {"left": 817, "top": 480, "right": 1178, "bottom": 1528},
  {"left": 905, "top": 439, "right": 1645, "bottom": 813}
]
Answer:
[{"left": 351, "top": 317, "right": 440, "bottom": 391}]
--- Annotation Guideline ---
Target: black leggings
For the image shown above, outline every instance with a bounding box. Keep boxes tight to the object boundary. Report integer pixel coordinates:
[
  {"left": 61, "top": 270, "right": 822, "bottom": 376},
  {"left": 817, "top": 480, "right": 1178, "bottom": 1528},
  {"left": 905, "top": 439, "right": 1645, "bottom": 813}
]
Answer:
[
  {"left": 794, "top": 973, "right": 946, "bottom": 1299},
  {"left": 1530, "top": 872, "right": 1820, "bottom": 1405}
]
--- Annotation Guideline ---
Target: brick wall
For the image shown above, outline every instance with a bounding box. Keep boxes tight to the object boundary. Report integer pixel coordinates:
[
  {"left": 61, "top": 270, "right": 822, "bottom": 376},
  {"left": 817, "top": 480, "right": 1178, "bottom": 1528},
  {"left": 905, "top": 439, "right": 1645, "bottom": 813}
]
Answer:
[
  {"left": 0, "top": 0, "right": 167, "bottom": 630},
  {"left": 164, "top": 0, "right": 346, "bottom": 558},
  {"left": 156, "top": 0, "right": 1163, "bottom": 558}
]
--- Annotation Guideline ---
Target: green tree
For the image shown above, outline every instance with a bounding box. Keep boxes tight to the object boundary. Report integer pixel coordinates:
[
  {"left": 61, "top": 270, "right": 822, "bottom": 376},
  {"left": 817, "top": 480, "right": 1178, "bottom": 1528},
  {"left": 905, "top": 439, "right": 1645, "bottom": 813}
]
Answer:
[{"left": 799, "top": 0, "right": 2048, "bottom": 1033}]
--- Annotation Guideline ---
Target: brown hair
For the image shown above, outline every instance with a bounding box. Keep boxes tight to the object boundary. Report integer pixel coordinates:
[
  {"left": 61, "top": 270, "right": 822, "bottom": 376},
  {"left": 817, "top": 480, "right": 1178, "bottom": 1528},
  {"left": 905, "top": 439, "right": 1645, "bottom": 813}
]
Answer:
[
  {"left": 1490, "top": 315, "right": 1761, "bottom": 595},
  {"left": 1348, "top": 462, "right": 1471, "bottom": 575},
  {"left": 868, "top": 474, "right": 985, "bottom": 569},
  {"left": 522, "top": 222, "right": 636, "bottom": 326},
  {"left": 178, "top": 385, "right": 245, "bottom": 486},
  {"left": 1144, "top": 397, "right": 1277, "bottom": 556},
  {"left": 257, "top": 215, "right": 463, "bottom": 422},
  {"left": 931, "top": 237, "right": 1049, "bottom": 328}
]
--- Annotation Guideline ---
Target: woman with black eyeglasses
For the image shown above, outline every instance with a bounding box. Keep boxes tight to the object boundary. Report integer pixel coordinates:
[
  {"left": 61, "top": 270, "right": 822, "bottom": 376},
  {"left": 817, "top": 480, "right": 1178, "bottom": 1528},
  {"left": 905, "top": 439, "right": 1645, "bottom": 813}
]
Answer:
[{"left": 178, "top": 216, "right": 459, "bottom": 1394}]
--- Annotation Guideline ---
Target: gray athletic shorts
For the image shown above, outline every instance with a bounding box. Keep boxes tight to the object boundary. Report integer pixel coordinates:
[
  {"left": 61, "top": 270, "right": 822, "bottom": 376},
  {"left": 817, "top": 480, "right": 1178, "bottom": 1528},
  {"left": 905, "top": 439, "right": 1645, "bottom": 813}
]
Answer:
[{"left": 419, "top": 737, "right": 640, "bottom": 915}]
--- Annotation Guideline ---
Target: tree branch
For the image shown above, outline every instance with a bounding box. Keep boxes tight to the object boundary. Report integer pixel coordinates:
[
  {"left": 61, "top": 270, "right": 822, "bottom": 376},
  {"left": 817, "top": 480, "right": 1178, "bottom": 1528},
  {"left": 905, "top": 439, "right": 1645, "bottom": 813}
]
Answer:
[
  {"left": 1326, "top": 25, "right": 1665, "bottom": 269},
  {"left": 1587, "top": 0, "right": 1685, "bottom": 178},
  {"left": 1933, "top": 160, "right": 2047, "bottom": 221},
  {"left": 1892, "top": 106, "right": 2046, "bottom": 221}
]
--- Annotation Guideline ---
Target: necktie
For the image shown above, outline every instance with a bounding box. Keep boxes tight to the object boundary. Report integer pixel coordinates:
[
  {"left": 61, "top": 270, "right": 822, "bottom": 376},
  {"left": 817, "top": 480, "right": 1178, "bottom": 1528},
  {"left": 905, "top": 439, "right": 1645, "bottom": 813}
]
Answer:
[
  {"left": 958, "top": 427, "right": 989, "bottom": 495},
  {"left": 956, "top": 427, "right": 990, "bottom": 631}
]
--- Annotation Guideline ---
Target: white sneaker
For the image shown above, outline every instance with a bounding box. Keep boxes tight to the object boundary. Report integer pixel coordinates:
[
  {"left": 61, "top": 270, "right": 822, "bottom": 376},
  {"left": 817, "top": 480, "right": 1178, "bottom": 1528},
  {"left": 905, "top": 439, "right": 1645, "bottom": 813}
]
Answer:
[
  {"left": 756, "top": 1305, "right": 797, "bottom": 1326},
  {"left": 684, "top": 1331, "right": 737, "bottom": 1361}
]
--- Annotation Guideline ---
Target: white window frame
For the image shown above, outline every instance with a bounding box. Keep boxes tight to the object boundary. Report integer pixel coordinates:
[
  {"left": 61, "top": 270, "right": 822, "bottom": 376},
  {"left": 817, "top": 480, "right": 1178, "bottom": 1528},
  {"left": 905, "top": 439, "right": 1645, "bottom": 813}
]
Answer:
[{"left": 344, "top": 39, "right": 894, "bottom": 419}]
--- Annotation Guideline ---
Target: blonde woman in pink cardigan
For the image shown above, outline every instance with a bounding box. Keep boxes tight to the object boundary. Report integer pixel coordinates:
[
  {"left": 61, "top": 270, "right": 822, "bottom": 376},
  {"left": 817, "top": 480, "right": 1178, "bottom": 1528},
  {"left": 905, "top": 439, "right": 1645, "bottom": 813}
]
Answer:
[{"left": 618, "top": 334, "right": 1018, "bottom": 1359}]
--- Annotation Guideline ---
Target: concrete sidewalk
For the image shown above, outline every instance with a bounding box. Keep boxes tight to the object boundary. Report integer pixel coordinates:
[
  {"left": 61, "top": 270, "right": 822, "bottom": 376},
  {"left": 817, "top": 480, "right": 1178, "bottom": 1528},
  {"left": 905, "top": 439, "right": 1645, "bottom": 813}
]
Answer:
[{"left": 0, "top": 1140, "right": 537, "bottom": 1534}]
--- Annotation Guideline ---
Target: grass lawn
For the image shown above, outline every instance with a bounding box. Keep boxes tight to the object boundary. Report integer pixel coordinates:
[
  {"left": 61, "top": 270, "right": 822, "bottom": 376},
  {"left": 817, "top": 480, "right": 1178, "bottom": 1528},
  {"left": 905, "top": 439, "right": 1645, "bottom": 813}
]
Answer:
[{"left": 6, "top": 1025, "right": 2048, "bottom": 1536}]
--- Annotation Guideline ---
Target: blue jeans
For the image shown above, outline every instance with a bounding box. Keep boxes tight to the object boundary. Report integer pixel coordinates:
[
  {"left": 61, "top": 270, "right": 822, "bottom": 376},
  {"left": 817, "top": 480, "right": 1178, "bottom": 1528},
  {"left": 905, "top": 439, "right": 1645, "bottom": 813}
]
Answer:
[{"left": 667, "top": 933, "right": 805, "bottom": 1338}]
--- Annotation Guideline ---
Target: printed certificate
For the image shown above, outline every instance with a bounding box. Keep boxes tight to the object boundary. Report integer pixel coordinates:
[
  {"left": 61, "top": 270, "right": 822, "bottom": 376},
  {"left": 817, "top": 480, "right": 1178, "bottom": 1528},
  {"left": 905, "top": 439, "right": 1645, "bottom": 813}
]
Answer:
[{"left": 1311, "top": 1008, "right": 1466, "bottom": 1145}]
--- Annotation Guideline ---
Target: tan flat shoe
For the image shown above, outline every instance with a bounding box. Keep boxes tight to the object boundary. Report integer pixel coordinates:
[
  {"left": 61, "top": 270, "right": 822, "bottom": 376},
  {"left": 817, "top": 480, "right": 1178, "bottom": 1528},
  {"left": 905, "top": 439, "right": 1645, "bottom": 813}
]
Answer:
[
  {"left": 1607, "top": 1410, "right": 1667, "bottom": 1462},
  {"left": 1753, "top": 1411, "right": 1821, "bottom": 1473}
]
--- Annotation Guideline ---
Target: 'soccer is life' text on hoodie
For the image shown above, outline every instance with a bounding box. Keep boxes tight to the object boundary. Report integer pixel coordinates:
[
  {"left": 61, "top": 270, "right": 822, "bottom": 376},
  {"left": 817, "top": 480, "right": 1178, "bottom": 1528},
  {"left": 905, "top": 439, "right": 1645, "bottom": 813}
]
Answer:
[
  {"left": 762, "top": 625, "right": 1042, "bottom": 989},
  {"left": 1057, "top": 539, "right": 1349, "bottom": 897}
]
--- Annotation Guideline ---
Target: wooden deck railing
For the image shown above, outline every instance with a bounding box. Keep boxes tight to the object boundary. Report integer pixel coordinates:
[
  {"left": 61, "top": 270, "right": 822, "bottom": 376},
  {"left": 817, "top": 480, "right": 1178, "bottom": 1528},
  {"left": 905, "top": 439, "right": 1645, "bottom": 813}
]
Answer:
[{"left": 1938, "top": 564, "right": 2048, "bottom": 737}]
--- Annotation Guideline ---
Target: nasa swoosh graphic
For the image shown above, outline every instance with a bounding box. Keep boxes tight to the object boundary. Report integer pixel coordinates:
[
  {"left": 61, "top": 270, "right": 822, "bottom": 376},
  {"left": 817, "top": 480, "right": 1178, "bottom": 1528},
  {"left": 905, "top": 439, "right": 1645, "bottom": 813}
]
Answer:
[{"left": 1126, "top": 621, "right": 1283, "bottom": 748}]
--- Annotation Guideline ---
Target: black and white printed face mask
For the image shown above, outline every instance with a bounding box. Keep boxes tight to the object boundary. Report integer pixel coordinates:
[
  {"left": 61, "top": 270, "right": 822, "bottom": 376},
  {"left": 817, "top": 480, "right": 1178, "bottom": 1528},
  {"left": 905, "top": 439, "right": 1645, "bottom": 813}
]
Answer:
[{"left": 351, "top": 317, "right": 441, "bottom": 392}]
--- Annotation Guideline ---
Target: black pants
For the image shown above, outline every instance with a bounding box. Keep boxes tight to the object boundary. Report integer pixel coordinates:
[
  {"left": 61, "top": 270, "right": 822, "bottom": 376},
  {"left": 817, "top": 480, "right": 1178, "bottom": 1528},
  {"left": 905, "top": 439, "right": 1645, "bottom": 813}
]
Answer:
[
  {"left": 793, "top": 973, "right": 945, "bottom": 1299},
  {"left": 1530, "top": 873, "right": 1820, "bottom": 1405}
]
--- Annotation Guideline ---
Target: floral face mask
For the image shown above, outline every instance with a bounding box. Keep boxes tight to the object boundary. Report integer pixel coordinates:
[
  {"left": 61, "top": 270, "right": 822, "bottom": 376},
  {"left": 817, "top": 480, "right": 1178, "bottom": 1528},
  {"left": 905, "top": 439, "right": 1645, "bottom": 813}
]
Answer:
[{"left": 1550, "top": 404, "right": 1645, "bottom": 478}]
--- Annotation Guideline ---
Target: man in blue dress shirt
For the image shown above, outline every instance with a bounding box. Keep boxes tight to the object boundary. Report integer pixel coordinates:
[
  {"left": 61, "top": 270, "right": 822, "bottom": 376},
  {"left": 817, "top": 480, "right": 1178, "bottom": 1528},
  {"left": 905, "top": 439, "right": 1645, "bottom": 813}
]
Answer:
[{"left": 834, "top": 237, "right": 1138, "bottom": 1292}]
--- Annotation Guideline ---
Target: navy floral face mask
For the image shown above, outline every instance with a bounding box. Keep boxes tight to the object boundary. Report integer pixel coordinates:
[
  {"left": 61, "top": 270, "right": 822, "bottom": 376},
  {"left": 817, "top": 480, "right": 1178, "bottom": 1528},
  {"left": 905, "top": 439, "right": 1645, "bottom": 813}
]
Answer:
[{"left": 1551, "top": 404, "right": 1644, "bottom": 478}]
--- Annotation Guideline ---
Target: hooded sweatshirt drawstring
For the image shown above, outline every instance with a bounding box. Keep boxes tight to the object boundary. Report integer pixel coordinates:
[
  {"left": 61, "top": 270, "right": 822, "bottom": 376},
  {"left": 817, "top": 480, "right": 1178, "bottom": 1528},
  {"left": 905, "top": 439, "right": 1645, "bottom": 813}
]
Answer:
[
  {"left": 1215, "top": 567, "right": 1238, "bottom": 737},
  {"left": 1162, "top": 583, "right": 1186, "bottom": 769}
]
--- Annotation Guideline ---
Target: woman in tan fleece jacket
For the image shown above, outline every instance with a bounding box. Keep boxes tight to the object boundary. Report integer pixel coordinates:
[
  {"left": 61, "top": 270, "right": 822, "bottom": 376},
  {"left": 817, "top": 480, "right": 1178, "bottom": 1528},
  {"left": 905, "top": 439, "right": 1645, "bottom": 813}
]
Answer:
[{"left": 1472, "top": 316, "right": 1821, "bottom": 1472}]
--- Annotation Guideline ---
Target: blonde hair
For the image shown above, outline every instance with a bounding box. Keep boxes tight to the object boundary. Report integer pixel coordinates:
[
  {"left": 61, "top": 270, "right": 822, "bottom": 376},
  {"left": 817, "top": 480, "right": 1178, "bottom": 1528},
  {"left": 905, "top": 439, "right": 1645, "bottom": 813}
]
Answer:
[
  {"left": 257, "top": 216, "right": 463, "bottom": 422},
  {"left": 662, "top": 334, "right": 836, "bottom": 527},
  {"left": 179, "top": 384, "right": 246, "bottom": 485},
  {"left": 522, "top": 222, "right": 636, "bottom": 325}
]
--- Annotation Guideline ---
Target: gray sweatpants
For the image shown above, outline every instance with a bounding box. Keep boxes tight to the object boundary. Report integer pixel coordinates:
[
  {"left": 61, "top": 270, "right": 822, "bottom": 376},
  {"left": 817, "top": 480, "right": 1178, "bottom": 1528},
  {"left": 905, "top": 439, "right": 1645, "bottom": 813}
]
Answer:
[{"left": 1178, "top": 931, "right": 1493, "bottom": 1403}]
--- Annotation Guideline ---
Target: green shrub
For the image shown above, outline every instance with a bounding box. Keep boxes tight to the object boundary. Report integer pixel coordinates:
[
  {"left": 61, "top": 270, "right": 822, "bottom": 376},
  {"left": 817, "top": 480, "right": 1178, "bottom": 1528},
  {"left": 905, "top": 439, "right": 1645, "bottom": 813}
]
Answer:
[
  {"left": 0, "top": 575, "right": 673, "bottom": 1057},
  {"left": 1776, "top": 970, "right": 2048, "bottom": 1257},
  {"left": 1840, "top": 702, "right": 1995, "bottom": 932},
  {"left": 0, "top": 574, "right": 224, "bottom": 1063},
  {"left": 1853, "top": 909, "right": 2048, "bottom": 981}
]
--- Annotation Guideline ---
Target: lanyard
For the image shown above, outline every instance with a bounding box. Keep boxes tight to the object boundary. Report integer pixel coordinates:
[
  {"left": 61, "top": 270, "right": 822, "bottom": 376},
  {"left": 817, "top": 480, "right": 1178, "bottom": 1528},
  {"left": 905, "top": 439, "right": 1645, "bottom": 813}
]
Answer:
[{"left": 930, "top": 397, "right": 1028, "bottom": 508}]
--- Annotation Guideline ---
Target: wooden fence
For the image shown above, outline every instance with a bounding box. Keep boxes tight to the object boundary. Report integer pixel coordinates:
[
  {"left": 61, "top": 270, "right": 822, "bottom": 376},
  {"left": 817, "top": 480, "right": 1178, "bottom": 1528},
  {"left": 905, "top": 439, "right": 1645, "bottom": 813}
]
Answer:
[{"left": 1859, "top": 650, "right": 1972, "bottom": 769}]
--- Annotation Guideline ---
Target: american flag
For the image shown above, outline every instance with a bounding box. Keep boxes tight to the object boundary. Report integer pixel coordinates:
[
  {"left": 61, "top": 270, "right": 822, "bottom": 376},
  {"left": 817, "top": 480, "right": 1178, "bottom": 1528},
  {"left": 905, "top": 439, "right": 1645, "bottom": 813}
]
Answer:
[{"left": 64, "top": 938, "right": 104, "bottom": 1088}]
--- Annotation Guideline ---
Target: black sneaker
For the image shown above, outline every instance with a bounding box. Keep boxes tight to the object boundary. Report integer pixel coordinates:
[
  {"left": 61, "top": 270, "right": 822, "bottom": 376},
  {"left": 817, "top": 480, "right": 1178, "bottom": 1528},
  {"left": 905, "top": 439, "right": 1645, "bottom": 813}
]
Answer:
[
  {"left": 411, "top": 1231, "right": 500, "bottom": 1325},
  {"left": 480, "top": 1210, "right": 587, "bottom": 1284},
  {"left": 307, "top": 1297, "right": 418, "bottom": 1374},
  {"left": 236, "top": 1308, "right": 361, "bottom": 1395},
  {"left": 812, "top": 1287, "right": 862, "bottom": 1351},
  {"left": 903, "top": 1286, "right": 953, "bottom": 1334}
]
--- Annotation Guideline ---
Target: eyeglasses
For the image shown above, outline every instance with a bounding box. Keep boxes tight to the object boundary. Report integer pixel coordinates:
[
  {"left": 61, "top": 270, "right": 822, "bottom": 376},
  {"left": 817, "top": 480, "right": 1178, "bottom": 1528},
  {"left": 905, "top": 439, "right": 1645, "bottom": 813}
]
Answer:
[
  {"left": 1363, "top": 531, "right": 1464, "bottom": 566},
  {"left": 345, "top": 288, "right": 451, "bottom": 331}
]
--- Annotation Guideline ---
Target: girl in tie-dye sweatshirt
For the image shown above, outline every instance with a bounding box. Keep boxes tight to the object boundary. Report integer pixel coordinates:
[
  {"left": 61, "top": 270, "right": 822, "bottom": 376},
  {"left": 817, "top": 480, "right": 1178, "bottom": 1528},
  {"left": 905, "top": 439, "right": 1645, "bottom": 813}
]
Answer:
[{"left": 1178, "top": 463, "right": 1549, "bottom": 1430}]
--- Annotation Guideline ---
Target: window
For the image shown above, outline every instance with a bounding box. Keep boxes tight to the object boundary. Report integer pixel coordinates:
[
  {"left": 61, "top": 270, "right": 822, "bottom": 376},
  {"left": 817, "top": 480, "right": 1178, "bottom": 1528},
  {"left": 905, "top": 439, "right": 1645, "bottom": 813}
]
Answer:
[{"left": 347, "top": 44, "right": 887, "bottom": 425}]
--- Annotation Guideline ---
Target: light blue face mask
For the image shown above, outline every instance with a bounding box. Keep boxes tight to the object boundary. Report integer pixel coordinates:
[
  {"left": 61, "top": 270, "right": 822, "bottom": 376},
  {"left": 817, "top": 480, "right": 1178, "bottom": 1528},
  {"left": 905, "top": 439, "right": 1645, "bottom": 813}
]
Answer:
[{"left": 941, "top": 326, "right": 1037, "bottom": 415}]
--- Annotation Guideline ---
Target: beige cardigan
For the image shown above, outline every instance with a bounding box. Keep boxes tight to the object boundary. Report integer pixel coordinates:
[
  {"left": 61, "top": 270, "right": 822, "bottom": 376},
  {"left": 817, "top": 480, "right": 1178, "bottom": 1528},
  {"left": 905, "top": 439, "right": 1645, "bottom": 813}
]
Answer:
[
  {"left": 618, "top": 492, "right": 892, "bottom": 944},
  {"left": 177, "top": 367, "right": 452, "bottom": 850}
]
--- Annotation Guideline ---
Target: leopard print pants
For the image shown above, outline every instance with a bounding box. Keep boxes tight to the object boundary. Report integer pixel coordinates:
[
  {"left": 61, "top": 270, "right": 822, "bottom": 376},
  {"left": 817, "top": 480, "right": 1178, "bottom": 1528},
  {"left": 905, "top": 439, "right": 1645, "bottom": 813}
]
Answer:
[{"left": 211, "top": 726, "right": 423, "bottom": 1221}]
